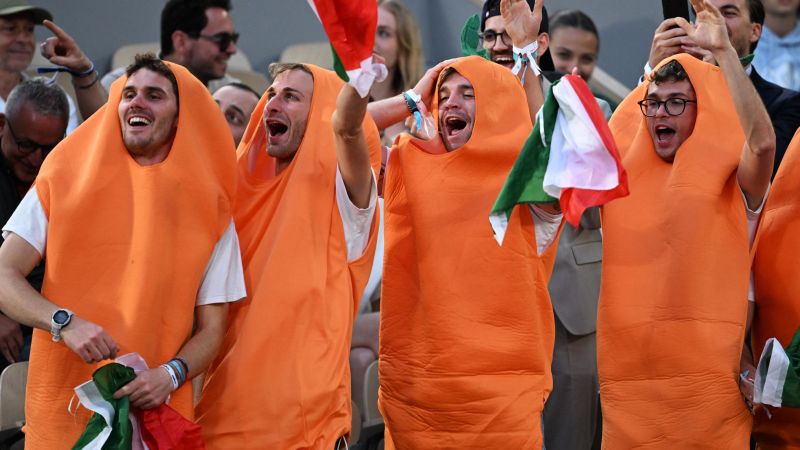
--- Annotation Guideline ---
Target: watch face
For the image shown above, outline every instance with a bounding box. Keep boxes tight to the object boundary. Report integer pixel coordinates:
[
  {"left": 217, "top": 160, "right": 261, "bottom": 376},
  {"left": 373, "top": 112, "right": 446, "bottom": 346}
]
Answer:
[{"left": 54, "top": 310, "right": 69, "bottom": 325}]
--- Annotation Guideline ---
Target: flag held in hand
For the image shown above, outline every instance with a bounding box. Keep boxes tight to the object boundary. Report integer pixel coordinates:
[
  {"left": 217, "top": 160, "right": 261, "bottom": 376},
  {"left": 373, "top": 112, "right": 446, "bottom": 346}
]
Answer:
[
  {"left": 307, "top": 0, "right": 388, "bottom": 97},
  {"left": 490, "top": 75, "right": 628, "bottom": 245}
]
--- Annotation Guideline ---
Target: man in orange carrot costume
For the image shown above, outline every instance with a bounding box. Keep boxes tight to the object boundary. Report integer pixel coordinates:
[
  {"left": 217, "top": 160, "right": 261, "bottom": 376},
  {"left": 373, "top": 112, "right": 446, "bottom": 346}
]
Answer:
[
  {"left": 196, "top": 63, "right": 382, "bottom": 449},
  {"left": 0, "top": 53, "right": 245, "bottom": 448},
  {"left": 373, "top": 2, "right": 564, "bottom": 448},
  {"left": 750, "top": 131, "right": 800, "bottom": 448},
  {"left": 599, "top": 0, "right": 775, "bottom": 448}
]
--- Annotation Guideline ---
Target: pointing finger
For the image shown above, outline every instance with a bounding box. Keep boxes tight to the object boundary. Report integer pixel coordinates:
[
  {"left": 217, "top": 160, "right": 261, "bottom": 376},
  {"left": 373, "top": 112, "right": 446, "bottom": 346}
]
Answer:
[{"left": 42, "top": 20, "right": 74, "bottom": 44}]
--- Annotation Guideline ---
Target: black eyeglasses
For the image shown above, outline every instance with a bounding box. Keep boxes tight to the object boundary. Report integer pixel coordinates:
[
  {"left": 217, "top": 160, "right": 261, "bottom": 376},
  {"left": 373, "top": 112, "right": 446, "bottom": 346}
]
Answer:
[
  {"left": 638, "top": 98, "right": 697, "bottom": 117},
  {"left": 190, "top": 31, "right": 239, "bottom": 52},
  {"left": 479, "top": 30, "right": 511, "bottom": 46},
  {"left": 6, "top": 119, "right": 61, "bottom": 156}
]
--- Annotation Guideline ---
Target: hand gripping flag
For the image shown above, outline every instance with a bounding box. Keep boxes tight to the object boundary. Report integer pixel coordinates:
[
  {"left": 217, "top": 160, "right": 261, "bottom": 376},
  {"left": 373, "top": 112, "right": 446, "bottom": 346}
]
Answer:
[
  {"left": 307, "top": 0, "right": 387, "bottom": 97},
  {"left": 490, "top": 75, "right": 628, "bottom": 245},
  {"left": 72, "top": 354, "right": 203, "bottom": 450},
  {"left": 755, "top": 327, "right": 800, "bottom": 408}
]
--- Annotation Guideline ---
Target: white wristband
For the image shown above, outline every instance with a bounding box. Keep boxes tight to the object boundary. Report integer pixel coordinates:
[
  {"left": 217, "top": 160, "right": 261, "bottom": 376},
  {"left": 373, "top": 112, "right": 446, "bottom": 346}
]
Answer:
[
  {"left": 512, "top": 41, "right": 541, "bottom": 77},
  {"left": 161, "top": 364, "right": 179, "bottom": 391}
]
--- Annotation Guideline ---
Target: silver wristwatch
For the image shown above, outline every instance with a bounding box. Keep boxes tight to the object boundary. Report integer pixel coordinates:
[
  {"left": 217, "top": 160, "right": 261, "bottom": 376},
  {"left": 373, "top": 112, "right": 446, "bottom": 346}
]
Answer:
[{"left": 50, "top": 309, "right": 73, "bottom": 342}]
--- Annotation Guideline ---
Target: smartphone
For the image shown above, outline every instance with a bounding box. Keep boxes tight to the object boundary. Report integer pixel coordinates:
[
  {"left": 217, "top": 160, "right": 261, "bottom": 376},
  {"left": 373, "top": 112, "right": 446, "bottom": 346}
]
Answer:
[{"left": 661, "top": 0, "right": 691, "bottom": 21}]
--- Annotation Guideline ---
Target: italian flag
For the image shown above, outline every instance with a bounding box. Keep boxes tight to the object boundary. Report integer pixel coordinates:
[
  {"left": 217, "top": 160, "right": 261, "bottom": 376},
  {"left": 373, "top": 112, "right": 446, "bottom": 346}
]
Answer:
[
  {"left": 72, "top": 354, "right": 203, "bottom": 450},
  {"left": 490, "top": 75, "right": 628, "bottom": 245},
  {"left": 755, "top": 328, "right": 800, "bottom": 408},
  {"left": 308, "top": 0, "right": 387, "bottom": 97}
]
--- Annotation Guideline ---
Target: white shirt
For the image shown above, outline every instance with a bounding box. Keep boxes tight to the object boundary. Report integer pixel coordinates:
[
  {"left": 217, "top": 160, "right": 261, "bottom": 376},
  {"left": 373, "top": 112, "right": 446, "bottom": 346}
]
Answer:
[
  {"left": 3, "top": 188, "right": 246, "bottom": 306},
  {"left": 1, "top": 169, "right": 377, "bottom": 304}
]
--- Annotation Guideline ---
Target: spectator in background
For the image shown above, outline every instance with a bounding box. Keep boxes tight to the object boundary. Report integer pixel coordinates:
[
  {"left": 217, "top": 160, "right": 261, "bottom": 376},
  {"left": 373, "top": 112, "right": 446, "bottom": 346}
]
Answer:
[
  {"left": 542, "top": 10, "right": 604, "bottom": 450},
  {"left": 752, "top": 0, "right": 800, "bottom": 90},
  {"left": 0, "top": 79, "right": 67, "bottom": 369},
  {"left": 0, "top": 1, "right": 105, "bottom": 133},
  {"left": 101, "top": 0, "right": 238, "bottom": 91},
  {"left": 646, "top": 0, "right": 800, "bottom": 172},
  {"left": 213, "top": 81, "right": 259, "bottom": 146},
  {"left": 370, "top": 0, "right": 424, "bottom": 145},
  {"left": 549, "top": 9, "right": 599, "bottom": 80}
]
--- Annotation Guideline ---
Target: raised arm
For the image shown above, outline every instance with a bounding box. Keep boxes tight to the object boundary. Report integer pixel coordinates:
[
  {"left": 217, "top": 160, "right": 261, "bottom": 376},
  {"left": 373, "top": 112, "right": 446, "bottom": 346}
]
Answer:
[
  {"left": 501, "top": 0, "right": 545, "bottom": 126},
  {"left": 367, "top": 58, "right": 457, "bottom": 131},
  {"left": 676, "top": 0, "right": 775, "bottom": 209},
  {"left": 40, "top": 20, "right": 107, "bottom": 120},
  {"left": 333, "top": 83, "right": 374, "bottom": 209},
  {"left": 0, "top": 233, "right": 118, "bottom": 362}
]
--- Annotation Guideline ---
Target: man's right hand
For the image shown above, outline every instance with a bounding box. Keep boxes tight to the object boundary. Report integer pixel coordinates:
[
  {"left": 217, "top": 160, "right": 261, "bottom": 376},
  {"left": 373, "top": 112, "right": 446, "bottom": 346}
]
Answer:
[
  {"left": 412, "top": 58, "right": 459, "bottom": 109},
  {"left": 0, "top": 314, "right": 22, "bottom": 364},
  {"left": 60, "top": 316, "right": 119, "bottom": 363},
  {"left": 648, "top": 19, "right": 690, "bottom": 68}
]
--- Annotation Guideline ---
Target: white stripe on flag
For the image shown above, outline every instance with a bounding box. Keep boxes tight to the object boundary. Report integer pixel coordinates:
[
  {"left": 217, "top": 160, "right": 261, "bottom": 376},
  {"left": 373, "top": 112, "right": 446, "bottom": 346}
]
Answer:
[
  {"left": 306, "top": 0, "right": 321, "bottom": 21},
  {"left": 543, "top": 80, "right": 619, "bottom": 198},
  {"left": 73, "top": 380, "right": 114, "bottom": 450},
  {"left": 345, "top": 56, "right": 388, "bottom": 98},
  {"left": 755, "top": 338, "right": 790, "bottom": 407},
  {"left": 489, "top": 212, "right": 509, "bottom": 245}
]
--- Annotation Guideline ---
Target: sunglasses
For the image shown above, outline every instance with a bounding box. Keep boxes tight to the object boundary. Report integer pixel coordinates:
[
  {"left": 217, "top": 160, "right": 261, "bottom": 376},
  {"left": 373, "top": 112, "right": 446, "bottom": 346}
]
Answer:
[{"left": 190, "top": 31, "right": 239, "bottom": 52}]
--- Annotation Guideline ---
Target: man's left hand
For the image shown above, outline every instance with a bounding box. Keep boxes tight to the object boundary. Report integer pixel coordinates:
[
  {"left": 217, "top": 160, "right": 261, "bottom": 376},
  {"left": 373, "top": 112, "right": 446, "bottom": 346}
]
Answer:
[
  {"left": 675, "top": 0, "right": 731, "bottom": 54},
  {"left": 40, "top": 20, "right": 92, "bottom": 74},
  {"left": 112, "top": 367, "right": 174, "bottom": 410},
  {"left": 500, "top": 0, "right": 543, "bottom": 48}
]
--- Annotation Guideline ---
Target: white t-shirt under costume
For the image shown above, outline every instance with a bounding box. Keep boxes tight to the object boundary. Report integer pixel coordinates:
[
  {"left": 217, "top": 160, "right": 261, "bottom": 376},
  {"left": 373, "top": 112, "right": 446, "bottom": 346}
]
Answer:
[
  {"left": 2, "top": 168, "right": 376, "bottom": 303},
  {"left": 3, "top": 188, "right": 246, "bottom": 306},
  {"left": 335, "top": 168, "right": 378, "bottom": 262}
]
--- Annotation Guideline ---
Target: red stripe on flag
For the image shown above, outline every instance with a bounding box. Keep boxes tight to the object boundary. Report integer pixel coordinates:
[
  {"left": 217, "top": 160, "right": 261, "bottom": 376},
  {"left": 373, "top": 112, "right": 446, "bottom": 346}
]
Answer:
[
  {"left": 311, "top": 0, "right": 377, "bottom": 71},
  {"left": 558, "top": 75, "right": 629, "bottom": 226}
]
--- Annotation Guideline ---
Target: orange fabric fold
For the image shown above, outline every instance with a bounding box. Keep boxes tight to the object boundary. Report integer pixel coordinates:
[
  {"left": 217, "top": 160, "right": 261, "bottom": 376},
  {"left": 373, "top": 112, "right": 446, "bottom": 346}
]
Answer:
[
  {"left": 379, "top": 56, "right": 555, "bottom": 450},
  {"left": 600, "top": 54, "right": 751, "bottom": 449},
  {"left": 196, "top": 65, "right": 381, "bottom": 449},
  {"left": 751, "top": 129, "right": 800, "bottom": 449},
  {"left": 26, "top": 62, "right": 236, "bottom": 449}
]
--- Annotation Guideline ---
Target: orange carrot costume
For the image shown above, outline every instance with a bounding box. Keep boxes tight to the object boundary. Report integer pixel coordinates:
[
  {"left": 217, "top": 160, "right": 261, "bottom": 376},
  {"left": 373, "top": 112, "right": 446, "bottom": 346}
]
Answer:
[
  {"left": 24, "top": 62, "right": 236, "bottom": 449},
  {"left": 751, "top": 129, "right": 800, "bottom": 449},
  {"left": 379, "top": 56, "right": 555, "bottom": 450},
  {"left": 196, "top": 65, "right": 381, "bottom": 449},
  {"left": 600, "top": 54, "right": 752, "bottom": 449}
]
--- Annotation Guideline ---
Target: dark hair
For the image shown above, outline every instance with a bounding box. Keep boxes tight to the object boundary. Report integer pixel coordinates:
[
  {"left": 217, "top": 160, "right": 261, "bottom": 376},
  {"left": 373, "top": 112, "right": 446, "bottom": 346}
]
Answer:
[
  {"left": 216, "top": 81, "right": 261, "bottom": 101},
  {"left": 268, "top": 62, "right": 313, "bottom": 80},
  {"left": 550, "top": 9, "right": 599, "bottom": 45},
  {"left": 481, "top": 0, "right": 549, "bottom": 34},
  {"left": 125, "top": 53, "right": 180, "bottom": 107},
  {"left": 160, "top": 0, "right": 232, "bottom": 56},
  {"left": 689, "top": 0, "right": 764, "bottom": 52},
  {"left": 652, "top": 59, "right": 689, "bottom": 85},
  {"left": 6, "top": 79, "right": 68, "bottom": 123}
]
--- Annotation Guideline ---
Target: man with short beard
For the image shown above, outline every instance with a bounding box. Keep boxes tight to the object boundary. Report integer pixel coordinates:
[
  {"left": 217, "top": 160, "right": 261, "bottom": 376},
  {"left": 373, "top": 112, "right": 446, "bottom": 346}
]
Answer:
[
  {"left": 371, "top": 0, "right": 564, "bottom": 447},
  {"left": 102, "top": 0, "right": 239, "bottom": 91},
  {"left": 0, "top": 53, "right": 245, "bottom": 448},
  {"left": 197, "top": 63, "right": 382, "bottom": 449}
]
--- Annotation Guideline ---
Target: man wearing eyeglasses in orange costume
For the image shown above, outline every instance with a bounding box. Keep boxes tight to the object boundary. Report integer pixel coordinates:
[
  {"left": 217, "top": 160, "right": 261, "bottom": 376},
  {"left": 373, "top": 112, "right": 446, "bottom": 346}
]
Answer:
[
  {"left": 0, "top": 79, "right": 66, "bottom": 370},
  {"left": 101, "top": 0, "right": 239, "bottom": 90},
  {"left": 598, "top": 0, "right": 775, "bottom": 447}
]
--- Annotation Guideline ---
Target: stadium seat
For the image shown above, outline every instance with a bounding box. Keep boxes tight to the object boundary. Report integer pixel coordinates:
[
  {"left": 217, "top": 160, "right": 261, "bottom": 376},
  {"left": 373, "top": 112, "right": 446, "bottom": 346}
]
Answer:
[
  {"left": 279, "top": 42, "right": 333, "bottom": 69},
  {"left": 0, "top": 362, "right": 27, "bottom": 450}
]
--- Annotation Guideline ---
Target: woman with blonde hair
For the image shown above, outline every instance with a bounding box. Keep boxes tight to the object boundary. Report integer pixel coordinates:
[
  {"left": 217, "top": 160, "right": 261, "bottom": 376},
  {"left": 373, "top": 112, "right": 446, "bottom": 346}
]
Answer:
[{"left": 370, "top": 0, "right": 425, "bottom": 143}]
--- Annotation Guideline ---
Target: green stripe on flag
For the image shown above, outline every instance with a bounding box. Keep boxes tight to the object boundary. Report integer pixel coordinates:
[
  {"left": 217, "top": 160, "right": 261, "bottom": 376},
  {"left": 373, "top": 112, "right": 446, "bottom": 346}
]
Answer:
[
  {"left": 73, "top": 364, "right": 136, "bottom": 450},
  {"left": 489, "top": 80, "right": 560, "bottom": 243},
  {"left": 330, "top": 44, "right": 350, "bottom": 83}
]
